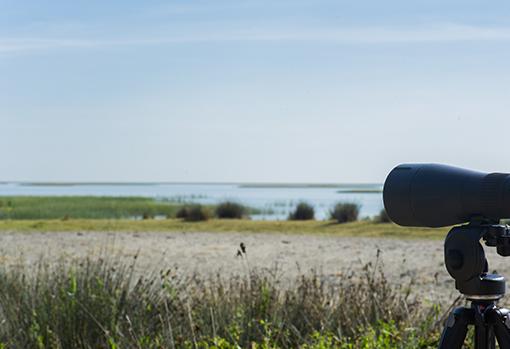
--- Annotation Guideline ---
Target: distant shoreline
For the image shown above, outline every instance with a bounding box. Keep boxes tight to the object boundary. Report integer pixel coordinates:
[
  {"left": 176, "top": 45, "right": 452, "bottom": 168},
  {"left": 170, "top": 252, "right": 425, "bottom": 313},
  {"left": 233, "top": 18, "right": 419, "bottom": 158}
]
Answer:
[{"left": 1, "top": 182, "right": 383, "bottom": 188}]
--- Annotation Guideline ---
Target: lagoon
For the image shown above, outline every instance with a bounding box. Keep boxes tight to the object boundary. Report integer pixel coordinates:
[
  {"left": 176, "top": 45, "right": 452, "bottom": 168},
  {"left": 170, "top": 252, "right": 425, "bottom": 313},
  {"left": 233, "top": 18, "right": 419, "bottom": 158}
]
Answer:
[{"left": 0, "top": 182, "right": 383, "bottom": 220}]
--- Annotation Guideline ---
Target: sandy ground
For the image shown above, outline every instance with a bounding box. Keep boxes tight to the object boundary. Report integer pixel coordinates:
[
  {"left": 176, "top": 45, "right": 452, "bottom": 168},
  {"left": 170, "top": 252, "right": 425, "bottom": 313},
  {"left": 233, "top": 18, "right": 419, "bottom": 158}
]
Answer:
[{"left": 0, "top": 230, "right": 509, "bottom": 304}]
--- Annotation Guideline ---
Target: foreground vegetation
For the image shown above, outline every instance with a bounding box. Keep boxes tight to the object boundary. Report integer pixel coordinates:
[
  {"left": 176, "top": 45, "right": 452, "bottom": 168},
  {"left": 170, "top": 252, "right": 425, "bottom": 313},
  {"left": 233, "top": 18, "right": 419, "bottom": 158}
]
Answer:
[
  {"left": 0, "top": 255, "right": 457, "bottom": 348},
  {"left": 0, "top": 219, "right": 448, "bottom": 238}
]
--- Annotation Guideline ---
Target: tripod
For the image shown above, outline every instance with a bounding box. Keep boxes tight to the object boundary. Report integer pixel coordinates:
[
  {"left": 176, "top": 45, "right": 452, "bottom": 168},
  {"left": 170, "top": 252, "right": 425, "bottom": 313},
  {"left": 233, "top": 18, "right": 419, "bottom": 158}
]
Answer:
[
  {"left": 438, "top": 287, "right": 510, "bottom": 348},
  {"left": 439, "top": 222, "right": 510, "bottom": 348}
]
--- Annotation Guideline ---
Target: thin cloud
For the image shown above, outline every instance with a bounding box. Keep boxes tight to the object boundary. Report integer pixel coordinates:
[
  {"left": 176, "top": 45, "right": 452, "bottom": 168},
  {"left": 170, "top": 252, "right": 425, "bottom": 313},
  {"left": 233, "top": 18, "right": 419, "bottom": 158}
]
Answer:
[{"left": 2, "top": 24, "right": 510, "bottom": 54}]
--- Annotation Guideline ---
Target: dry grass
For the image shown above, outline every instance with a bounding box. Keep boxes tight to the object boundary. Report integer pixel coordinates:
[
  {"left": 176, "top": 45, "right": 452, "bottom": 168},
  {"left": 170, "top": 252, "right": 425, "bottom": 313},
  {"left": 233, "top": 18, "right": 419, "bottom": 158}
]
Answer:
[{"left": 0, "top": 219, "right": 448, "bottom": 239}]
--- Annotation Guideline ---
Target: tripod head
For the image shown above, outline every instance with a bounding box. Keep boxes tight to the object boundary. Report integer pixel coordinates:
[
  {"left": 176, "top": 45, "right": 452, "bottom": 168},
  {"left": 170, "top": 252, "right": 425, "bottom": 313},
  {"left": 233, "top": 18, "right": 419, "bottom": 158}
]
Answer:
[{"left": 445, "top": 219, "right": 510, "bottom": 300}]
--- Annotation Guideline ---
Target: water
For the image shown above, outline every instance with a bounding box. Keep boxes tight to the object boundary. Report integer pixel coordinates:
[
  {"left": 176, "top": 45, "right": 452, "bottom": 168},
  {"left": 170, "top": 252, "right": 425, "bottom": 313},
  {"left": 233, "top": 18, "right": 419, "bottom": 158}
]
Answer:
[{"left": 0, "top": 182, "right": 383, "bottom": 220}]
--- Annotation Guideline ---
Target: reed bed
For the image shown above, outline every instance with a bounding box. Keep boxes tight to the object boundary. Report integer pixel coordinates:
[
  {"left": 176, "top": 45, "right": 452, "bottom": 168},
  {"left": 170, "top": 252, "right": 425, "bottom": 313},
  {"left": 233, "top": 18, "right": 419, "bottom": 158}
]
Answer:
[
  {"left": 0, "top": 196, "right": 182, "bottom": 220},
  {"left": 0, "top": 197, "right": 266, "bottom": 221}
]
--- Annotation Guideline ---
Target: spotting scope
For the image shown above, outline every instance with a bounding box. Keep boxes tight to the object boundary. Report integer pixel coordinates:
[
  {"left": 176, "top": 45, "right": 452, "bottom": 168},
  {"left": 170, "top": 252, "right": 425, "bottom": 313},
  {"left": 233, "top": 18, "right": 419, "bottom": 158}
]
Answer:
[
  {"left": 384, "top": 164, "right": 510, "bottom": 348},
  {"left": 383, "top": 163, "right": 510, "bottom": 228}
]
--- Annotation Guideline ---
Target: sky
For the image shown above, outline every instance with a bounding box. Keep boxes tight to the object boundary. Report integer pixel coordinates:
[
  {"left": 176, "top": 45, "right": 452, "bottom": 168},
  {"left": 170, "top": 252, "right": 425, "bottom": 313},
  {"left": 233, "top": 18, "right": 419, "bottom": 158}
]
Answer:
[{"left": 1, "top": 0, "right": 510, "bottom": 183}]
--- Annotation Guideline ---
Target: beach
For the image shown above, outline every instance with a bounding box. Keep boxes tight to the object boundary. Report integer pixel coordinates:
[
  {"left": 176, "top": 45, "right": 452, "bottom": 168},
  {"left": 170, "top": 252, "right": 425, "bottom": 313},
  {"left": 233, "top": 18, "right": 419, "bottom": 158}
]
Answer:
[{"left": 0, "top": 230, "right": 499, "bottom": 305}]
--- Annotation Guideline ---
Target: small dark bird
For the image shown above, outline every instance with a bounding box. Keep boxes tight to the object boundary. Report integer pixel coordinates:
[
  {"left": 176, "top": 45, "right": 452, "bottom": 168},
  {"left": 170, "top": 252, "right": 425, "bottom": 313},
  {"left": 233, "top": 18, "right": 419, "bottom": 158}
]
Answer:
[
  {"left": 236, "top": 250, "right": 243, "bottom": 257},
  {"left": 240, "top": 242, "right": 246, "bottom": 254}
]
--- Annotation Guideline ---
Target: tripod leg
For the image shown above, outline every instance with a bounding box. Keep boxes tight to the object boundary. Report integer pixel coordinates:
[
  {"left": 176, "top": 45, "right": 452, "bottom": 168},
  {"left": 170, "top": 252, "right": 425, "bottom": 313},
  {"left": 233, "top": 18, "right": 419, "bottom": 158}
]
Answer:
[
  {"left": 487, "top": 308, "right": 510, "bottom": 349},
  {"left": 473, "top": 302, "right": 496, "bottom": 349},
  {"left": 438, "top": 307, "right": 472, "bottom": 349},
  {"left": 474, "top": 324, "right": 495, "bottom": 349}
]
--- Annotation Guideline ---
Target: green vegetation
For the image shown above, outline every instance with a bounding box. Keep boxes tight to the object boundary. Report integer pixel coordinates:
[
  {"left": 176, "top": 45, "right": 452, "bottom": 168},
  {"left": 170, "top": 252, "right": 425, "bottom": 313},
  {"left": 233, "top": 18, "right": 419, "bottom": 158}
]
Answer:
[
  {"left": 0, "top": 219, "right": 448, "bottom": 238},
  {"left": 175, "top": 205, "right": 212, "bottom": 221},
  {"left": 0, "top": 255, "right": 455, "bottom": 348},
  {"left": 375, "top": 208, "right": 392, "bottom": 223},
  {"left": 183, "top": 204, "right": 211, "bottom": 222},
  {"left": 0, "top": 196, "right": 450, "bottom": 238},
  {"left": 288, "top": 202, "right": 315, "bottom": 220},
  {"left": 215, "top": 201, "right": 246, "bottom": 219},
  {"left": 330, "top": 203, "right": 360, "bottom": 223},
  {"left": 0, "top": 196, "right": 269, "bottom": 221},
  {"left": 0, "top": 196, "right": 187, "bottom": 220},
  {"left": 176, "top": 206, "right": 190, "bottom": 219}
]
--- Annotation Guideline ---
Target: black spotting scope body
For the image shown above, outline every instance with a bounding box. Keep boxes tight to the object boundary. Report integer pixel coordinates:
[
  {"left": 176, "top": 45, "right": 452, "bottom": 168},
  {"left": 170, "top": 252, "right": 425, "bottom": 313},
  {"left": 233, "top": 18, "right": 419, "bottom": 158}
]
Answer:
[{"left": 383, "top": 164, "right": 510, "bottom": 227}]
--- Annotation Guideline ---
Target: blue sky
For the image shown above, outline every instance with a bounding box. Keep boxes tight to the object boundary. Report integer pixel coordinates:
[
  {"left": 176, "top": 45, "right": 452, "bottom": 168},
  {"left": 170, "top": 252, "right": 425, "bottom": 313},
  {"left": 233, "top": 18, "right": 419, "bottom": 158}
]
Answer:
[{"left": 2, "top": 0, "right": 510, "bottom": 182}]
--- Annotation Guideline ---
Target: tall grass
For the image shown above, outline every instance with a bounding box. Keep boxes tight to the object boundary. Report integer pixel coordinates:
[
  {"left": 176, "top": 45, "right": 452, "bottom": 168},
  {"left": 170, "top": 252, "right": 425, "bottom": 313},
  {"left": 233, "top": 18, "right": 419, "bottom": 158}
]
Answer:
[{"left": 0, "top": 256, "right": 447, "bottom": 348}]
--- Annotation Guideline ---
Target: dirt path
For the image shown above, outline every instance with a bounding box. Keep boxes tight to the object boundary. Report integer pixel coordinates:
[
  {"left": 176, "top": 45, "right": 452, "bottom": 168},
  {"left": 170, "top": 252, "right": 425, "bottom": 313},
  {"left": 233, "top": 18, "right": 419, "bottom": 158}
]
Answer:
[{"left": 0, "top": 230, "right": 507, "bottom": 304}]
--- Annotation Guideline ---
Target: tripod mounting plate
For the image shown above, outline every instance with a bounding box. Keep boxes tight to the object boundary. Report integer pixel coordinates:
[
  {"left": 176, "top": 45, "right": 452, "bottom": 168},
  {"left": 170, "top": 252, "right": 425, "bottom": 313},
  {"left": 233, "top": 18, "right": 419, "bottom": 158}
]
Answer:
[
  {"left": 463, "top": 273, "right": 505, "bottom": 300},
  {"left": 445, "top": 223, "right": 507, "bottom": 297}
]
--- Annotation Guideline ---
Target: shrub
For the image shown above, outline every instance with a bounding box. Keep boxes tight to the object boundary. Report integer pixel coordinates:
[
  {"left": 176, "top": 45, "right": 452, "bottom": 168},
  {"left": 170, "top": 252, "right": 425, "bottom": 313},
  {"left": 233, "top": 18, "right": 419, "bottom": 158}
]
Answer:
[
  {"left": 288, "top": 202, "right": 315, "bottom": 220},
  {"left": 330, "top": 202, "right": 360, "bottom": 223},
  {"left": 375, "top": 208, "right": 392, "bottom": 223},
  {"left": 184, "top": 204, "right": 209, "bottom": 222},
  {"left": 215, "top": 201, "right": 246, "bottom": 219},
  {"left": 142, "top": 211, "right": 153, "bottom": 220},
  {"left": 175, "top": 206, "right": 189, "bottom": 219}
]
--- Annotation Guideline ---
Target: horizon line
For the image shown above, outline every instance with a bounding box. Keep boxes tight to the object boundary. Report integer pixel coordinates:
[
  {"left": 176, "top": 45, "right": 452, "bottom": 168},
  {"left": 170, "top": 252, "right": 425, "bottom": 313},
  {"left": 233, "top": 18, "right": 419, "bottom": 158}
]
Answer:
[{"left": 0, "top": 181, "right": 383, "bottom": 187}]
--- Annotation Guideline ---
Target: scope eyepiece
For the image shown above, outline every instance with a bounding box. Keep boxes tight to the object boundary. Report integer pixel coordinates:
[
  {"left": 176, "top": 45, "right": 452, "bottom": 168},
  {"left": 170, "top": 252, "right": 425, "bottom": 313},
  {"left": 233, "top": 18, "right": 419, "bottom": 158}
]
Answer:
[{"left": 383, "top": 163, "right": 510, "bottom": 228}]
